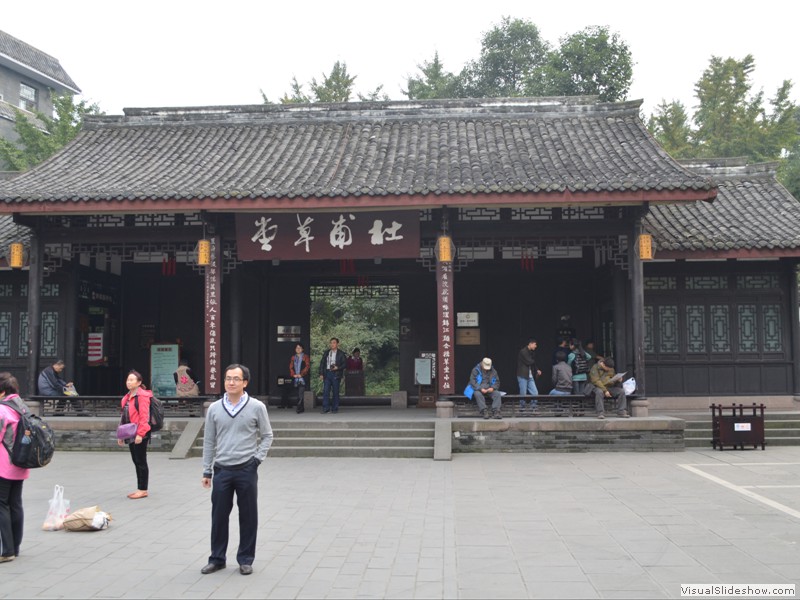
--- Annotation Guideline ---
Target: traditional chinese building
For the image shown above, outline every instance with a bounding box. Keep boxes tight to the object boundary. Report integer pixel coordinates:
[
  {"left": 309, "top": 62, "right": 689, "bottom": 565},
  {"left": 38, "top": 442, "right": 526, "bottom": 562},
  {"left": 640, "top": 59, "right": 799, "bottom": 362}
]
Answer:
[{"left": 0, "top": 98, "right": 797, "bottom": 408}]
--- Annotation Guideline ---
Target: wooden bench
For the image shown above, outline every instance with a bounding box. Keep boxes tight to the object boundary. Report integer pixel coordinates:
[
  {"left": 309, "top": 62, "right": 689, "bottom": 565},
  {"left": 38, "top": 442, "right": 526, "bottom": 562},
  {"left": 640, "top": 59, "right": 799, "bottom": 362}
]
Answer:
[{"left": 452, "top": 393, "right": 623, "bottom": 418}]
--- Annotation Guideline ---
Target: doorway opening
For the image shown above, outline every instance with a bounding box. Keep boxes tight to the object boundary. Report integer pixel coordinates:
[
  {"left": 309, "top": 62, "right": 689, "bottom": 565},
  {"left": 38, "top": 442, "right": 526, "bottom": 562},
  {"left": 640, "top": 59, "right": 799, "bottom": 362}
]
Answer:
[{"left": 310, "top": 284, "right": 399, "bottom": 396}]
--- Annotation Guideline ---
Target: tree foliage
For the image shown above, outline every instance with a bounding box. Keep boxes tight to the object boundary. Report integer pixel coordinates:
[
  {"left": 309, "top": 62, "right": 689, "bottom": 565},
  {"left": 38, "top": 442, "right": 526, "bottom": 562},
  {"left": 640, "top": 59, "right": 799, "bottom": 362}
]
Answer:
[
  {"left": 461, "top": 16, "right": 550, "bottom": 98},
  {"left": 404, "top": 52, "right": 462, "bottom": 100},
  {"left": 537, "top": 26, "right": 633, "bottom": 101},
  {"left": 309, "top": 287, "right": 400, "bottom": 396},
  {"left": 267, "top": 61, "right": 387, "bottom": 105},
  {"left": 647, "top": 55, "right": 799, "bottom": 166},
  {"left": 0, "top": 92, "right": 102, "bottom": 171}
]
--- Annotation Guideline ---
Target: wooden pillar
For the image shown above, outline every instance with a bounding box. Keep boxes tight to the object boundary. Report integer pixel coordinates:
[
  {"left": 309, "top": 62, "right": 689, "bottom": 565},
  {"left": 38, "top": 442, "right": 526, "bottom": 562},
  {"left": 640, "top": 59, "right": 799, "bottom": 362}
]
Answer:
[
  {"left": 25, "top": 232, "right": 43, "bottom": 396},
  {"left": 64, "top": 257, "right": 80, "bottom": 387},
  {"left": 229, "top": 266, "right": 242, "bottom": 364},
  {"left": 789, "top": 262, "right": 800, "bottom": 399},
  {"left": 630, "top": 212, "right": 646, "bottom": 397}
]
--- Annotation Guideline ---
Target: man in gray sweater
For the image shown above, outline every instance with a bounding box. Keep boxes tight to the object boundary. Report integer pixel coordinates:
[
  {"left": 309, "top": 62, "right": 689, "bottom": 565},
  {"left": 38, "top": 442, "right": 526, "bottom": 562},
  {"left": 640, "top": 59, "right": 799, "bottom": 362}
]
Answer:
[{"left": 200, "top": 364, "right": 273, "bottom": 576}]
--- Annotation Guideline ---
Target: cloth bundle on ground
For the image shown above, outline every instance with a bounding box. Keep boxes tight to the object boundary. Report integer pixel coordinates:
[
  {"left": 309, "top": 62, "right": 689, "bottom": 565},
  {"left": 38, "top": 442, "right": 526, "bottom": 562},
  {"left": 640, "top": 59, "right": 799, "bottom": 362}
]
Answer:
[{"left": 63, "top": 506, "right": 112, "bottom": 531}]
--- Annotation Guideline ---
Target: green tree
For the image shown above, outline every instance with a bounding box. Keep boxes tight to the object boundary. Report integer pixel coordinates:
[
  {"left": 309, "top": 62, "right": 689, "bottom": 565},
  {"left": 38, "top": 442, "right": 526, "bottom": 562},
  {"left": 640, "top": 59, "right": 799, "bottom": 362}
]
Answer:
[
  {"left": 690, "top": 55, "right": 797, "bottom": 160},
  {"left": 0, "top": 92, "right": 102, "bottom": 171},
  {"left": 310, "top": 61, "right": 357, "bottom": 103},
  {"left": 309, "top": 287, "right": 399, "bottom": 396},
  {"left": 461, "top": 16, "right": 550, "bottom": 97},
  {"left": 268, "top": 61, "right": 383, "bottom": 104},
  {"left": 537, "top": 26, "right": 633, "bottom": 102},
  {"left": 647, "top": 100, "right": 695, "bottom": 158},
  {"left": 647, "top": 56, "right": 798, "bottom": 164},
  {"left": 404, "top": 52, "right": 462, "bottom": 100}
]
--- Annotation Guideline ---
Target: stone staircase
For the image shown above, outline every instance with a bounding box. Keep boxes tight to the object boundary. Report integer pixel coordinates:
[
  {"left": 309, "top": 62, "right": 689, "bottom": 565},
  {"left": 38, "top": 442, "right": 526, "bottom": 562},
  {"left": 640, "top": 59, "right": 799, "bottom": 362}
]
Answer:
[
  {"left": 679, "top": 411, "right": 800, "bottom": 448},
  {"left": 191, "top": 420, "right": 436, "bottom": 459}
]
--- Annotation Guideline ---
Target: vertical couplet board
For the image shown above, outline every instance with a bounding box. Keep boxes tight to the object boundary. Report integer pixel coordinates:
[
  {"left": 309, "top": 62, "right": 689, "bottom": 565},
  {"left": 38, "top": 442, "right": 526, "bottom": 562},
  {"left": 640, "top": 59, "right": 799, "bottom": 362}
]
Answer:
[
  {"left": 437, "top": 260, "right": 454, "bottom": 395},
  {"left": 205, "top": 236, "right": 222, "bottom": 395}
]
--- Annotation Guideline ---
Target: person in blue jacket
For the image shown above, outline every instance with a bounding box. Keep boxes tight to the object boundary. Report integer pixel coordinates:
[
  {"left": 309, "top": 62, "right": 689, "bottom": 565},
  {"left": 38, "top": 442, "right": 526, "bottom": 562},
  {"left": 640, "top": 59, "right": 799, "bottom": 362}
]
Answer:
[{"left": 465, "top": 357, "right": 502, "bottom": 420}]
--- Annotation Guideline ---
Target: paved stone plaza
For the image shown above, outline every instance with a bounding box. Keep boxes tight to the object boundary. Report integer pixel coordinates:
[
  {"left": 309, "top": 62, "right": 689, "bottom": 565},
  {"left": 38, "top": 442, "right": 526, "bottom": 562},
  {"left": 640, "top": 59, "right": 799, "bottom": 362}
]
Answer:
[{"left": 1, "top": 447, "right": 799, "bottom": 599}]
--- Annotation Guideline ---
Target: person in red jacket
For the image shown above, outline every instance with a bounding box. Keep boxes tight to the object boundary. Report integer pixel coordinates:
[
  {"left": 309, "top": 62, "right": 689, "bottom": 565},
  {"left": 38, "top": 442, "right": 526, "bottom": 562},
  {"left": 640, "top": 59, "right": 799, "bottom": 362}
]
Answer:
[
  {"left": 0, "top": 372, "right": 28, "bottom": 563},
  {"left": 117, "top": 370, "right": 152, "bottom": 499}
]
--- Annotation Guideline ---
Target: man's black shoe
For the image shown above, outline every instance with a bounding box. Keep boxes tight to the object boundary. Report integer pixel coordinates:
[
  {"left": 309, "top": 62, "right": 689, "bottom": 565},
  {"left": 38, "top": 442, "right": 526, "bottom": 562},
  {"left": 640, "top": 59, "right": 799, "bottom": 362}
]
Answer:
[
  {"left": 481, "top": 409, "right": 489, "bottom": 420},
  {"left": 201, "top": 562, "right": 226, "bottom": 574},
  {"left": 239, "top": 565, "right": 253, "bottom": 575},
  {"left": 321, "top": 409, "right": 330, "bottom": 414}
]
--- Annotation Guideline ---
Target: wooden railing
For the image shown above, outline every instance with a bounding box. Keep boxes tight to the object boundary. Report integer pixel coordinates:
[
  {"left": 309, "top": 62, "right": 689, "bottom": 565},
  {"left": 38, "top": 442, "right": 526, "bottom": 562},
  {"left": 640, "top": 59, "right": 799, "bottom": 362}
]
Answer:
[{"left": 28, "top": 395, "right": 216, "bottom": 418}]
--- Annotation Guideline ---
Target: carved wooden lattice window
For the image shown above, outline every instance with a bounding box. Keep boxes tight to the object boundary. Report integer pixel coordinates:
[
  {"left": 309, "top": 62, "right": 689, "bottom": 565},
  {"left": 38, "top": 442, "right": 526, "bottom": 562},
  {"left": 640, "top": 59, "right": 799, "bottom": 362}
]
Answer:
[
  {"left": 737, "top": 274, "right": 779, "bottom": 289},
  {"left": 763, "top": 305, "right": 782, "bottom": 352},
  {"left": 658, "top": 306, "right": 679, "bottom": 353},
  {"left": 643, "top": 306, "right": 655, "bottom": 353},
  {"left": 644, "top": 277, "right": 676, "bottom": 291},
  {"left": 686, "top": 305, "right": 706, "bottom": 353},
  {"left": 18, "top": 313, "right": 28, "bottom": 358},
  {"left": 710, "top": 305, "right": 731, "bottom": 353},
  {"left": 686, "top": 276, "right": 728, "bottom": 290},
  {"left": 0, "top": 312, "right": 11, "bottom": 358},
  {"left": 738, "top": 304, "right": 758, "bottom": 353}
]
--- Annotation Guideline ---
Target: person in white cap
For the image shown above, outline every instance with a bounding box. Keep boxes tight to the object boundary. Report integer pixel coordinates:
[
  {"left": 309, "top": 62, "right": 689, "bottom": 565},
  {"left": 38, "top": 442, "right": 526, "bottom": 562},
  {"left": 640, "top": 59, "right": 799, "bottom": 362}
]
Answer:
[{"left": 465, "top": 357, "right": 503, "bottom": 419}]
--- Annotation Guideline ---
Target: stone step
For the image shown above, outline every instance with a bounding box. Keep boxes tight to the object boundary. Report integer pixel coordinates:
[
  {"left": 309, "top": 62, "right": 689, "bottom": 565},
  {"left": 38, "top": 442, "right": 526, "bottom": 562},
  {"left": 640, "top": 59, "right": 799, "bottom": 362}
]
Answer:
[
  {"left": 270, "top": 428, "right": 434, "bottom": 438},
  {"left": 191, "top": 420, "right": 437, "bottom": 458},
  {"left": 272, "top": 420, "right": 435, "bottom": 430},
  {"left": 686, "top": 437, "right": 799, "bottom": 448},
  {"left": 267, "top": 446, "right": 435, "bottom": 458},
  {"left": 272, "top": 436, "right": 434, "bottom": 448}
]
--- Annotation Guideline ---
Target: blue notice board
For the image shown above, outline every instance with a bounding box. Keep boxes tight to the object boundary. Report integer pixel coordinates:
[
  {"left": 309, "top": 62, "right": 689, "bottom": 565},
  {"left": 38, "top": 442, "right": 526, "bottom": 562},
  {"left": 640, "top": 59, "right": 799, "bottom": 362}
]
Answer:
[{"left": 150, "top": 344, "right": 179, "bottom": 396}]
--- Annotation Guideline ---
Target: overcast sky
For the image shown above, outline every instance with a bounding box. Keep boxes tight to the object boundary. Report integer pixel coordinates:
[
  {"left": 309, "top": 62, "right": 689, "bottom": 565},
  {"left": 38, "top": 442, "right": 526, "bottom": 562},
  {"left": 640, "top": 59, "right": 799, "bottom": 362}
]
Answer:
[{"left": 3, "top": 0, "right": 797, "bottom": 119}]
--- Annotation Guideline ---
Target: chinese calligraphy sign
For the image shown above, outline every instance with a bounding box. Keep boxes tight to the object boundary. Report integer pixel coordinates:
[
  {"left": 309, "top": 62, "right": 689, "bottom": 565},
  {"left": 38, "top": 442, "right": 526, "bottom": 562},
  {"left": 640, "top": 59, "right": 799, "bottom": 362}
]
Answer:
[{"left": 236, "top": 211, "right": 419, "bottom": 260}]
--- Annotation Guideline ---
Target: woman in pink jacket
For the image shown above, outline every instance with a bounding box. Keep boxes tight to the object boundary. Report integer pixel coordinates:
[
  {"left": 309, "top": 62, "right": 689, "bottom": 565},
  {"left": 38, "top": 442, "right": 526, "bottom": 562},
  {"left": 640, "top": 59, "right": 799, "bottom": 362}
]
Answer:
[
  {"left": 118, "top": 370, "right": 152, "bottom": 499},
  {"left": 0, "top": 372, "right": 28, "bottom": 563}
]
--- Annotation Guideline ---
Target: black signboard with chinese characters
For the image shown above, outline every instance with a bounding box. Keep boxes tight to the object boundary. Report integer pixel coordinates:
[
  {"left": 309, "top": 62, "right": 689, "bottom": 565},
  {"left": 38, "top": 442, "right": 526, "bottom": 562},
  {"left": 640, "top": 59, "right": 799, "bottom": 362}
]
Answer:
[{"left": 235, "top": 211, "right": 420, "bottom": 261}]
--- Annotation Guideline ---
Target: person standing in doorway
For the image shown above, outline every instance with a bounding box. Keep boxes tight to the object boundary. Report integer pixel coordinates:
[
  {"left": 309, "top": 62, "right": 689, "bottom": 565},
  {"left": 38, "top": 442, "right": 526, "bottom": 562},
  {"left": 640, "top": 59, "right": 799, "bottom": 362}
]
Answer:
[
  {"left": 289, "top": 344, "right": 310, "bottom": 414},
  {"left": 567, "top": 339, "right": 593, "bottom": 395},
  {"left": 516, "top": 339, "right": 542, "bottom": 412},
  {"left": 117, "top": 370, "right": 152, "bottom": 499},
  {"left": 201, "top": 364, "right": 272, "bottom": 576},
  {"left": 318, "top": 338, "right": 346, "bottom": 414}
]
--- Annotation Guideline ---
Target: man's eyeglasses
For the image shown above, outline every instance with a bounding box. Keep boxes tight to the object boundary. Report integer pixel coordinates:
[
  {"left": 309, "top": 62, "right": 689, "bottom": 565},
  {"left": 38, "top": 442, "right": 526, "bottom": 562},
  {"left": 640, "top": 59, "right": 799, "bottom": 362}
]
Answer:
[{"left": 224, "top": 377, "right": 244, "bottom": 383}]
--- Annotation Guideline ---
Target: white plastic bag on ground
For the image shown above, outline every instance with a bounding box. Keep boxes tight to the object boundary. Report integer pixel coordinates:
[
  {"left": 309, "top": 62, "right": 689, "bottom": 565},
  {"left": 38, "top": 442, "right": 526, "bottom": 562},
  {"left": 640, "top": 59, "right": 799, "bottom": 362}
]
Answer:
[{"left": 42, "top": 484, "right": 70, "bottom": 531}]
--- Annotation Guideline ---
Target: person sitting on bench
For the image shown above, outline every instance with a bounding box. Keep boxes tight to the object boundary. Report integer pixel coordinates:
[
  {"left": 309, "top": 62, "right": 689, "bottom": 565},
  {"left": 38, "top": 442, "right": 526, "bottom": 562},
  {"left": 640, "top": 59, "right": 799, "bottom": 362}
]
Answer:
[
  {"left": 465, "top": 357, "right": 503, "bottom": 420},
  {"left": 585, "top": 357, "right": 630, "bottom": 420}
]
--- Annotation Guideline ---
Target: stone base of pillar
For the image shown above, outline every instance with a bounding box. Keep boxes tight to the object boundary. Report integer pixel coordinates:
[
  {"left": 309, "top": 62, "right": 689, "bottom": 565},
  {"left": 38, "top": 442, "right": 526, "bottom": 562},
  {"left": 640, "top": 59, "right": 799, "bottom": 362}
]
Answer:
[
  {"left": 391, "top": 391, "right": 407, "bottom": 409},
  {"left": 630, "top": 399, "right": 649, "bottom": 418},
  {"left": 27, "top": 399, "right": 42, "bottom": 417},
  {"left": 436, "top": 400, "right": 454, "bottom": 418}
]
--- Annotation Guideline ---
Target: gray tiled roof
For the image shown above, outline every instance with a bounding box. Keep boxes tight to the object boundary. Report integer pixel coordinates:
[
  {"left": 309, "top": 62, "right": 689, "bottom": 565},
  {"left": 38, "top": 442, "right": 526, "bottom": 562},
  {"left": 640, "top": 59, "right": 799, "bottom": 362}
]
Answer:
[
  {"left": 0, "top": 100, "right": 47, "bottom": 130},
  {"left": 0, "top": 30, "right": 80, "bottom": 93},
  {"left": 644, "top": 158, "right": 800, "bottom": 252},
  {"left": 0, "top": 98, "right": 714, "bottom": 207}
]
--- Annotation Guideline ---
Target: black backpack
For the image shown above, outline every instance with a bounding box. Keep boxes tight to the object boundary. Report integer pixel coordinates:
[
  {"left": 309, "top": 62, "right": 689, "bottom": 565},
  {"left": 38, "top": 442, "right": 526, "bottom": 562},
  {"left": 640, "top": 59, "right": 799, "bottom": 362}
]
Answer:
[
  {"left": 572, "top": 352, "right": 590, "bottom": 375},
  {"left": 1, "top": 398, "right": 56, "bottom": 468},
  {"left": 134, "top": 395, "right": 164, "bottom": 432}
]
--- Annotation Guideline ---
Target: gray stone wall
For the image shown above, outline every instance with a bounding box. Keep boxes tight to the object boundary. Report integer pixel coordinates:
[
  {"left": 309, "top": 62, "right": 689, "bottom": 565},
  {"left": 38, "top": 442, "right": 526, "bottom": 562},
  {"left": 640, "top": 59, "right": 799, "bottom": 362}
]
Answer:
[
  {"left": 451, "top": 418, "right": 685, "bottom": 453},
  {"left": 50, "top": 420, "right": 186, "bottom": 452}
]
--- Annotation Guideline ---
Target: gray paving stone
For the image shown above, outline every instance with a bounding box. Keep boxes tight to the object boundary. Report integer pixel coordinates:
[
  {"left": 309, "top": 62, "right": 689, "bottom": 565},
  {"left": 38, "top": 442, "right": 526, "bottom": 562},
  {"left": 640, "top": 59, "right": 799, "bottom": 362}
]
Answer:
[{"left": 3, "top": 447, "right": 800, "bottom": 598}]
